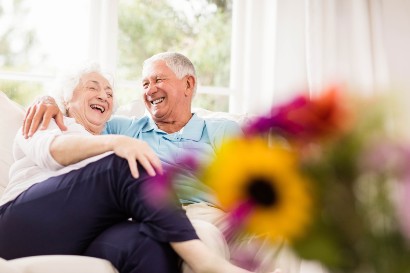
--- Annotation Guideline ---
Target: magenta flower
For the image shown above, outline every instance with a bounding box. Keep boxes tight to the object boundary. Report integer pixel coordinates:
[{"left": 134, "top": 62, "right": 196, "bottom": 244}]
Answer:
[
  {"left": 142, "top": 155, "right": 201, "bottom": 207},
  {"left": 243, "top": 87, "right": 351, "bottom": 141}
]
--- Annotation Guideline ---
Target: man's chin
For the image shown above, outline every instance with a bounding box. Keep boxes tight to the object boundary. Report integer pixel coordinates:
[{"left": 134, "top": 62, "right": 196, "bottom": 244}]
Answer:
[
  {"left": 150, "top": 111, "right": 169, "bottom": 123},
  {"left": 149, "top": 108, "right": 163, "bottom": 118}
]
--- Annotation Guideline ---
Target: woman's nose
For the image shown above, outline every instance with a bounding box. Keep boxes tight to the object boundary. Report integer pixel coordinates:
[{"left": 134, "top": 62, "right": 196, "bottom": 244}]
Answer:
[{"left": 97, "top": 90, "right": 108, "bottom": 101}]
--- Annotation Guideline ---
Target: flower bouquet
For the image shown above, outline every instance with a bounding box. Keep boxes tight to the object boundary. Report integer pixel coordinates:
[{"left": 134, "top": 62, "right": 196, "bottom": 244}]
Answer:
[{"left": 152, "top": 85, "right": 410, "bottom": 273}]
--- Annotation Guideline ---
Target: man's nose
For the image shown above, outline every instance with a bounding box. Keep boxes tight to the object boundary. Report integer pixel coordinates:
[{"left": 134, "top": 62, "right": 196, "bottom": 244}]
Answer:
[{"left": 145, "top": 82, "right": 157, "bottom": 95}]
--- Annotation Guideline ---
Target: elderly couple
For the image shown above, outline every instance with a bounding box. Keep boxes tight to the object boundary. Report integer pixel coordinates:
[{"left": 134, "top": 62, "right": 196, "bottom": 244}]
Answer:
[{"left": 0, "top": 52, "right": 282, "bottom": 273}]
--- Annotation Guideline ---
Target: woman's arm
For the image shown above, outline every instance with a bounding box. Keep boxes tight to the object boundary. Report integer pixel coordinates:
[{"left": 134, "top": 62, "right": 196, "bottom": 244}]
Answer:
[{"left": 50, "top": 134, "right": 162, "bottom": 178}]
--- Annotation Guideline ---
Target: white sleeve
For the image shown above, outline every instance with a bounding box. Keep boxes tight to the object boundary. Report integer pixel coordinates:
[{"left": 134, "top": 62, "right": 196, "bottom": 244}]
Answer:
[{"left": 13, "top": 118, "right": 84, "bottom": 171}]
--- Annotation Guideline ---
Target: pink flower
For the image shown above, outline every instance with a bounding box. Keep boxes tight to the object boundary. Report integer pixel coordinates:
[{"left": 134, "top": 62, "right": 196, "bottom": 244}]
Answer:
[
  {"left": 142, "top": 155, "right": 201, "bottom": 207},
  {"left": 243, "top": 86, "right": 351, "bottom": 142}
]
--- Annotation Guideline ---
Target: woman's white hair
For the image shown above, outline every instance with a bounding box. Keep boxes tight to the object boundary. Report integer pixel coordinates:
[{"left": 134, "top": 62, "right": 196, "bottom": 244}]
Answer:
[
  {"left": 143, "top": 52, "right": 197, "bottom": 95},
  {"left": 50, "top": 62, "right": 116, "bottom": 114}
]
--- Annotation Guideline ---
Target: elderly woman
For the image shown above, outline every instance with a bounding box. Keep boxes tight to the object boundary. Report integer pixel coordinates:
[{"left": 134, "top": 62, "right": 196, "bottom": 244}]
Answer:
[{"left": 0, "top": 64, "right": 256, "bottom": 273}]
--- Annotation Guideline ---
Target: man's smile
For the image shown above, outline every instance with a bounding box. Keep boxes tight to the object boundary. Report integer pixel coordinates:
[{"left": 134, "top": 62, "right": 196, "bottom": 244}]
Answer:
[{"left": 151, "top": 97, "right": 165, "bottom": 105}]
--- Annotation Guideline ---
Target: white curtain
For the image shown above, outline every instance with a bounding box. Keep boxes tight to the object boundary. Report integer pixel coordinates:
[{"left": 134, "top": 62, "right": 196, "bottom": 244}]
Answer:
[
  {"left": 229, "top": 0, "right": 410, "bottom": 115},
  {"left": 88, "top": 0, "right": 118, "bottom": 73},
  {"left": 305, "top": 0, "right": 391, "bottom": 97},
  {"left": 229, "top": 0, "right": 307, "bottom": 115}
]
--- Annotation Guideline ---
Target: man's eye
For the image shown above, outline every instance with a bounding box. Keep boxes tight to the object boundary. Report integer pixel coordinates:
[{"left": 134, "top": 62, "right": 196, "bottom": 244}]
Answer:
[
  {"left": 107, "top": 93, "right": 113, "bottom": 98},
  {"left": 156, "top": 78, "right": 163, "bottom": 83},
  {"left": 88, "top": 87, "right": 97, "bottom": 91},
  {"left": 142, "top": 83, "right": 149, "bottom": 89}
]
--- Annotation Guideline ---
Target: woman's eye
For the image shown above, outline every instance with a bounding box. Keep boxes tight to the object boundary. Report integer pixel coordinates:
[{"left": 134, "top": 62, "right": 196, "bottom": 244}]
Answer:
[
  {"left": 107, "top": 93, "right": 113, "bottom": 98},
  {"left": 156, "top": 78, "right": 163, "bottom": 83}
]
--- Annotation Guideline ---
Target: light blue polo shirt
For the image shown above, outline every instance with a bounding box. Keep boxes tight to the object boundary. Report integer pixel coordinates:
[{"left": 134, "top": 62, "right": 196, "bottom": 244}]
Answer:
[{"left": 103, "top": 113, "right": 242, "bottom": 206}]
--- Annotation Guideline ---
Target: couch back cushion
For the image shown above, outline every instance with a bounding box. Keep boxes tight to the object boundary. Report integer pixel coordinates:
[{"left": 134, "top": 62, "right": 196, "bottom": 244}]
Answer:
[{"left": 0, "top": 92, "right": 25, "bottom": 197}]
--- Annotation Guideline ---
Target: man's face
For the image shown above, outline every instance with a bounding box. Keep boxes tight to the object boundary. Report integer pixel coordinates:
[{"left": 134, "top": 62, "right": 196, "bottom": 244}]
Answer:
[
  {"left": 67, "top": 72, "right": 113, "bottom": 133},
  {"left": 141, "top": 60, "right": 190, "bottom": 122}
]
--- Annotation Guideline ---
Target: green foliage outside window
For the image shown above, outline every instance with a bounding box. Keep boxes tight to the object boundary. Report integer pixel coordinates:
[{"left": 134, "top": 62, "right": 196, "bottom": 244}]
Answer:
[
  {"left": 0, "top": 0, "right": 45, "bottom": 106},
  {"left": 1, "top": 80, "right": 44, "bottom": 108},
  {"left": 118, "top": 0, "right": 232, "bottom": 111},
  {"left": 1, "top": 0, "right": 232, "bottom": 111}
]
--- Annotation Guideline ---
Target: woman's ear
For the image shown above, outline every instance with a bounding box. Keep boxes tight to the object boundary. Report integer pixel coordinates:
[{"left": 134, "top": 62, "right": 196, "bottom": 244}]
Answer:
[{"left": 184, "top": 75, "right": 196, "bottom": 97}]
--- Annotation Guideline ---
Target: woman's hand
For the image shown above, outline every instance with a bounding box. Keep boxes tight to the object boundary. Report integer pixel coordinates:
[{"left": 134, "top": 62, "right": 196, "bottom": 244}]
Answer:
[{"left": 109, "top": 135, "right": 163, "bottom": 178}]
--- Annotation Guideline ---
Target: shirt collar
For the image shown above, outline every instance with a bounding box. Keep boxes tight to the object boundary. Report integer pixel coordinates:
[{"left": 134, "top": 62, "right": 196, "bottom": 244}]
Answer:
[{"left": 143, "top": 113, "right": 205, "bottom": 141}]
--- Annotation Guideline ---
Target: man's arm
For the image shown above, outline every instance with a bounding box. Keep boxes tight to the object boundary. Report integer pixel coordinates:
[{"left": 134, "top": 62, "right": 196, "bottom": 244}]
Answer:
[{"left": 23, "top": 96, "right": 67, "bottom": 138}]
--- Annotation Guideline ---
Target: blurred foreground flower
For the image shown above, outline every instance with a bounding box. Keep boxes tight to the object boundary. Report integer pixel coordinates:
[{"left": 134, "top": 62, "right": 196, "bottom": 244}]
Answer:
[
  {"left": 149, "top": 86, "right": 410, "bottom": 273},
  {"left": 209, "top": 87, "right": 410, "bottom": 272},
  {"left": 201, "top": 136, "right": 312, "bottom": 243}
]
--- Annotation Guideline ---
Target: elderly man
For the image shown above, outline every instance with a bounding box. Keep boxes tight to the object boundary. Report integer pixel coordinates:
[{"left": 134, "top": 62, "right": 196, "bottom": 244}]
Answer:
[{"left": 24, "top": 52, "right": 287, "bottom": 273}]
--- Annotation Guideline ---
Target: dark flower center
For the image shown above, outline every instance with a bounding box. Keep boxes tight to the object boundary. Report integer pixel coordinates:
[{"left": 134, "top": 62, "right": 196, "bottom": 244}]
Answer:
[{"left": 246, "top": 177, "right": 278, "bottom": 207}]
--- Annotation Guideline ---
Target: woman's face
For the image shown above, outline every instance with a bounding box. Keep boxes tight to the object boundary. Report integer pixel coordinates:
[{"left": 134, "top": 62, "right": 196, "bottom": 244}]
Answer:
[{"left": 66, "top": 72, "right": 113, "bottom": 134}]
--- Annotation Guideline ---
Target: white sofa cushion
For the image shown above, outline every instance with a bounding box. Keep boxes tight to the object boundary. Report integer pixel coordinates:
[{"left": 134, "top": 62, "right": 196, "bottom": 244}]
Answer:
[
  {"left": 0, "top": 92, "right": 25, "bottom": 197},
  {"left": 5, "top": 255, "right": 118, "bottom": 273}
]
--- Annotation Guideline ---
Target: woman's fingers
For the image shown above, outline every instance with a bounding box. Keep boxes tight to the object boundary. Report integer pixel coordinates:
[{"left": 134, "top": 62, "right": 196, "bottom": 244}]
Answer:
[
  {"left": 137, "top": 156, "right": 156, "bottom": 177},
  {"left": 145, "top": 149, "right": 163, "bottom": 175},
  {"left": 114, "top": 137, "right": 163, "bottom": 178},
  {"left": 127, "top": 158, "right": 140, "bottom": 179}
]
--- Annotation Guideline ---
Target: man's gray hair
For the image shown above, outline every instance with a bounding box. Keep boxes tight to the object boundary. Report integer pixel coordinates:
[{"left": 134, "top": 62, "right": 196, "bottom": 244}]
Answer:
[
  {"left": 143, "top": 52, "right": 197, "bottom": 95},
  {"left": 50, "top": 62, "right": 115, "bottom": 114}
]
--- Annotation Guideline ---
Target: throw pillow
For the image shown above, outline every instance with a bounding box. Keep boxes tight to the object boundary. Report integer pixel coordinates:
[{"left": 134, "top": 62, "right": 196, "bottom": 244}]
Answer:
[{"left": 0, "top": 92, "right": 25, "bottom": 196}]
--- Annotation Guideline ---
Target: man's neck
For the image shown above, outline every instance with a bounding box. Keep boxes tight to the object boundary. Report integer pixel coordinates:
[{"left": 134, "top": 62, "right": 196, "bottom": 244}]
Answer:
[{"left": 154, "top": 113, "right": 193, "bottom": 134}]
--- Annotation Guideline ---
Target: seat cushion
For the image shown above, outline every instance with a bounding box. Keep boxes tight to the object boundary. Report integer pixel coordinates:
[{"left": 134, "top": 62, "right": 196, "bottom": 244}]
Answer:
[
  {"left": 7, "top": 255, "right": 118, "bottom": 273},
  {"left": 0, "top": 257, "right": 20, "bottom": 273}
]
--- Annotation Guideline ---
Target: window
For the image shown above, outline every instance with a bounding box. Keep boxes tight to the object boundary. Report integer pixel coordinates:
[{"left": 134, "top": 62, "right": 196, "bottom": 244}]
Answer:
[
  {"left": 0, "top": 0, "right": 233, "bottom": 111},
  {"left": 0, "top": 0, "right": 90, "bottom": 106}
]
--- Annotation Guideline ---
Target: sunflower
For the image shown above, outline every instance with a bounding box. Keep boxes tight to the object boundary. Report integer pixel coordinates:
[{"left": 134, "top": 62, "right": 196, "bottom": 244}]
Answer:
[{"left": 202, "top": 136, "right": 313, "bottom": 242}]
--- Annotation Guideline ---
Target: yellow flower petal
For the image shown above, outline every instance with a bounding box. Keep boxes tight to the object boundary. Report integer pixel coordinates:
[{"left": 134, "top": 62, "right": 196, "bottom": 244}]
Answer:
[{"left": 203, "top": 137, "right": 313, "bottom": 242}]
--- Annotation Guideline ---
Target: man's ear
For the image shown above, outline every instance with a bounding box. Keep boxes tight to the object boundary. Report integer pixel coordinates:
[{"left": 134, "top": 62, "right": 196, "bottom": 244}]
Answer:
[{"left": 184, "top": 75, "right": 196, "bottom": 97}]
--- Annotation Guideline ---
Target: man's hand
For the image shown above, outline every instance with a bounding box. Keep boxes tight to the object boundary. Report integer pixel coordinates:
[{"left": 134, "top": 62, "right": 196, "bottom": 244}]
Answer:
[{"left": 23, "top": 96, "right": 67, "bottom": 138}]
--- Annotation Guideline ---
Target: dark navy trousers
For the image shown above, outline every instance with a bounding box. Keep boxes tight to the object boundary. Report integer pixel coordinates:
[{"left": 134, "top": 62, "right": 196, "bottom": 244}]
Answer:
[{"left": 0, "top": 154, "right": 198, "bottom": 273}]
